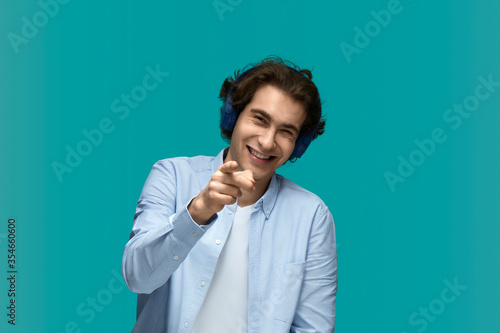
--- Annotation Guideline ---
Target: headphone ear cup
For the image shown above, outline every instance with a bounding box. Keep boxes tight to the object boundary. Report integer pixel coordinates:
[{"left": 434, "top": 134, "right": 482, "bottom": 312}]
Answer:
[
  {"left": 291, "top": 132, "right": 314, "bottom": 158},
  {"left": 220, "top": 89, "right": 239, "bottom": 131},
  {"left": 220, "top": 68, "right": 257, "bottom": 131}
]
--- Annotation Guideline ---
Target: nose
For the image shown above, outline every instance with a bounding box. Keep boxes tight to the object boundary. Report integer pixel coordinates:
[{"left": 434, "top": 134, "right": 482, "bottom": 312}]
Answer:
[{"left": 257, "top": 128, "right": 276, "bottom": 152}]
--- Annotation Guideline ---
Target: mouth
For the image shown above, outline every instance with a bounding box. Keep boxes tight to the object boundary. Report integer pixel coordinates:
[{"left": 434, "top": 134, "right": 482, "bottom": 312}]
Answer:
[{"left": 247, "top": 146, "right": 276, "bottom": 161}]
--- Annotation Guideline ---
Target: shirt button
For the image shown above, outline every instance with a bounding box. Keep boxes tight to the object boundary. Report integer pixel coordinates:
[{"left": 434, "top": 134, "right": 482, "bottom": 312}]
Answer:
[
  {"left": 266, "top": 209, "right": 270, "bottom": 215},
  {"left": 200, "top": 281, "right": 206, "bottom": 287},
  {"left": 227, "top": 210, "right": 232, "bottom": 215},
  {"left": 184, "top": 321, "right": 189, "bottom": 328},
  {"left": 192, "top": 232, "right": 198, "bottom": 237},
  {"left": 215, "top": 239, "right": 221, "bottom": 245},
  {"left": 173, "top": 255, "right": 179, "bottom": 260}
]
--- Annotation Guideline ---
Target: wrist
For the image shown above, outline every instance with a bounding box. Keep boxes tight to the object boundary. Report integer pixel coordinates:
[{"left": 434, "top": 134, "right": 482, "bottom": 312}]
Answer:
[{"left": 188, "top": 196, "right": 216, "bottom": 225}]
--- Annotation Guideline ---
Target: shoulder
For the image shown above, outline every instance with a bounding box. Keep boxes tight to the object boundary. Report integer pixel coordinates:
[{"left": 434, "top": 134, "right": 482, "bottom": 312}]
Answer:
[
  {"left": 275, "top": 174, "right": 330, "bottom": 214},
  {"left": 153, "top": 154, "right": 215, "bottom": 173},
  {"left": 143, "top": 154, "right": 217, "bottom": 188},
  {"left": 272, "top": 175, "right": 335, "bottom": 238},
  {"left": 276, "top": 174, "right": 325, "bottom": 203}
]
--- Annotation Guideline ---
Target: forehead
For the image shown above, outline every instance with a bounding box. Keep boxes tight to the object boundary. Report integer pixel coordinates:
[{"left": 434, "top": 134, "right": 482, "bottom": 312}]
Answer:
[{"left": 244, "top": 85, "right": 306, "bottom": 127}]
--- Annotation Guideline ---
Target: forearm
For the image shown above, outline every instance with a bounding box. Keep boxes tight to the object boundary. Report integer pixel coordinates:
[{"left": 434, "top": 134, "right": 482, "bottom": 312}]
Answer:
[
  {"left": 291, "top": 256, "right": 337, "bottom": 332},
  {"left": 292, "top": 207, "right": 337, "bottom": 332},
  {"left": 122, "top": 203, "right": 210, "bottom": 294}
]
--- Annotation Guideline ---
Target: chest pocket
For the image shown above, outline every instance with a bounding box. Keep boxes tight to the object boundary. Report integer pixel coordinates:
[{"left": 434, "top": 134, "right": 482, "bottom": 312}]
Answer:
[{"left": 269, "top": 261, "right": 306, "bottom": 323}]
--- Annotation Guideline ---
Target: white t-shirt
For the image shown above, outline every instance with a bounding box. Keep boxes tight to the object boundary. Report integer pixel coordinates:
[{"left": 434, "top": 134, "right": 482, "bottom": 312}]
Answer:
[{"left": 192, "top": 204, "right": 254, "bottom": 333}]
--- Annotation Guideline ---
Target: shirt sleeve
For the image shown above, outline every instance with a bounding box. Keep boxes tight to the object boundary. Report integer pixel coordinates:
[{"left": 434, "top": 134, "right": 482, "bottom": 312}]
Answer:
[
  {"left": 291, "top": 206, "right": 337, "bottom": 332},
  {"left": 122, "top": 160, "right": 217, "bottom": 294}
]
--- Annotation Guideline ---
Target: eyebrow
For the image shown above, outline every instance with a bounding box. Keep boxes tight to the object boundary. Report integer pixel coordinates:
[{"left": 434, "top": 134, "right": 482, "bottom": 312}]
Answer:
[{"left": 250, "top": 109, "right": 301, "bottom": 134}]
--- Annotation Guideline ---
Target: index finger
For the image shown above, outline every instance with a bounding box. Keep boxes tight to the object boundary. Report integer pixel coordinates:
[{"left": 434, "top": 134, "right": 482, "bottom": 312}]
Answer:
[
  {"left": 234, "top": 170, "right": 255, "bottom": 184},
  {"left": 219, "top": 161, "right": 239, "bottom": 174}
]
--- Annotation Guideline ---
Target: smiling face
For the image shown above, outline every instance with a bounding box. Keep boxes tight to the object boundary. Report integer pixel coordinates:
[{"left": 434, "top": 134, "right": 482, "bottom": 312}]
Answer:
[{"left": 225, "top": 84, "right": 307, "bottom": 187}]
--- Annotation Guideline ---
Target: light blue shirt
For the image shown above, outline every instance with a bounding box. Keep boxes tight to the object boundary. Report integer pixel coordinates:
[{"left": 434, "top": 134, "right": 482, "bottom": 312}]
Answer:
[{"left": 122, "top": 149, "right": 337, "bottom": 332}]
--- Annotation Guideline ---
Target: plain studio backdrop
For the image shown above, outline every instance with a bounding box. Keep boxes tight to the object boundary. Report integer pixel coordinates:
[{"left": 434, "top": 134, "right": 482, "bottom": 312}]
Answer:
[{"left": 1, "top": 0, "right": 499, "bottom": 332}]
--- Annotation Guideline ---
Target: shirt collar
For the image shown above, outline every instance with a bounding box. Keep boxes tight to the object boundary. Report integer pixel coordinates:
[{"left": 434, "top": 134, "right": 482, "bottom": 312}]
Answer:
[
  {"left": 211, "top": 148, "right": 279, "bottom": 220},
  {"left": 210, "top": 148, "right": 226, "bottom": 174}
]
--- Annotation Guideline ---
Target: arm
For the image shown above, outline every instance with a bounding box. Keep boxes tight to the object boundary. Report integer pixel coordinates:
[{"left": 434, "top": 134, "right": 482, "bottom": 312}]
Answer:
[
  {"left": 122, "top": 159, "right": 256, "bottom": 294},
  {"left": 291, "top": 207, "right": 337, "bottom": 332},
  {"left": 122, "top": 160, "right": 210, "bottom": 294}
]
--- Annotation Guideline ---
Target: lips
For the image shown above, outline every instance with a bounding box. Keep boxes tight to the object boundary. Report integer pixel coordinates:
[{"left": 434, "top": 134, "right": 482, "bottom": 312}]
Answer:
[{"left": 247, "top": 146, "right": 276, "bottom": 161}]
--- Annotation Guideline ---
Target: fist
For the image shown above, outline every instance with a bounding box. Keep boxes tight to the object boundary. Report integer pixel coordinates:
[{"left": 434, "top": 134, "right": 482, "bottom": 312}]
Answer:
[{"left": 188, "top": 161, "right": 255, "bottom": 224}]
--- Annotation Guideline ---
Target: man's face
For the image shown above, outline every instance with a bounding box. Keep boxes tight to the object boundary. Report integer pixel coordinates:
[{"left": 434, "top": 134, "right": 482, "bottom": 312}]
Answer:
[{"left": 225, "top": 84, "right": 307, "bottom": 186}]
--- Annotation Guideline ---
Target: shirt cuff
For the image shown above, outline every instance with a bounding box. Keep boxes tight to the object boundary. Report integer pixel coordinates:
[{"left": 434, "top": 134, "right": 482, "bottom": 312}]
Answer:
[
  {"left": 187, "top": 197, "right": 218, "bottom": 229},
  {"left": 171, "top": 199, "right": 218, "bottom": 246}
]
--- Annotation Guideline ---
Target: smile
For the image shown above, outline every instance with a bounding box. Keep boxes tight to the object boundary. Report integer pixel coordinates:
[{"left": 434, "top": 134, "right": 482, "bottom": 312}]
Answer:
[{"left": 247, "top": 146, "right": 275, "bottom": 160}]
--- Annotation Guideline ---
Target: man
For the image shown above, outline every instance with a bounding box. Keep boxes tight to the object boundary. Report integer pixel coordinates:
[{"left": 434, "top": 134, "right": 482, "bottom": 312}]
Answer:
[{"left": 122, "top": 56, "right": 337, "bottom": 332}]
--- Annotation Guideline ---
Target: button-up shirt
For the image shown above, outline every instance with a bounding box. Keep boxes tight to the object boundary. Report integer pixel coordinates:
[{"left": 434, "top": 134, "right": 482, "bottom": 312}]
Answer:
[{"left": 122, "top": 149, "right": 337, "bottom": 332}]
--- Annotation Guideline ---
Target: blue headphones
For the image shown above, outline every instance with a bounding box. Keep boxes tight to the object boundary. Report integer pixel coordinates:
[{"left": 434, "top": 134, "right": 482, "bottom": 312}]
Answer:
[{"left": 221, "top": 66, "right": 320, "bottom": 158}]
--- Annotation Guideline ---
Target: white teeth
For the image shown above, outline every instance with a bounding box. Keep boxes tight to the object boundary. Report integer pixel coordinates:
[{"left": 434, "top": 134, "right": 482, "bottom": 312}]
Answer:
[{"left": 249, "top": 147, "right": 272, "bottom": 160}]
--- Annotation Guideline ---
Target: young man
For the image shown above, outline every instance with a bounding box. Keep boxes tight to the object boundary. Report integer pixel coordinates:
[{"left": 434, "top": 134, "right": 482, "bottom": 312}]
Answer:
[{"left": 122, "top": 57, "right": 337, "bottom": 332}]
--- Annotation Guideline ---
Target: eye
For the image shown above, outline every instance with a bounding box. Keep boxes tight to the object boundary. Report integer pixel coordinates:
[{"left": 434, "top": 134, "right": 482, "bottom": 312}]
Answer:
[
  {"left": 253, "top": 115, "right": 267, "bottom": 125},
  {"left": 281, "top": 129, "right": 295, "bottom": 137}
]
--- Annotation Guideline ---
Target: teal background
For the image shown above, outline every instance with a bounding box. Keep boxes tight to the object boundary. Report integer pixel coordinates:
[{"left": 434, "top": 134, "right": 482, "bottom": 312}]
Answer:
[{"left": 1, "top": 0, "right": 499, "bottom": 332}]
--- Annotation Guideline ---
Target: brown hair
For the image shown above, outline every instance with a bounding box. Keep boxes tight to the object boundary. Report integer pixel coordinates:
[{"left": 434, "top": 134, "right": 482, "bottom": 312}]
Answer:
[{"left": 219, "top": 56, "right": 325, "bottom": 161}]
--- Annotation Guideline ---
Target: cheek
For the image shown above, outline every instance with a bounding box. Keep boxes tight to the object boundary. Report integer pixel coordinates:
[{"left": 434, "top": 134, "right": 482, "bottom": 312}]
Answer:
[{"left": 278, "top": 137, "right": 296, "bottom": 151}]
